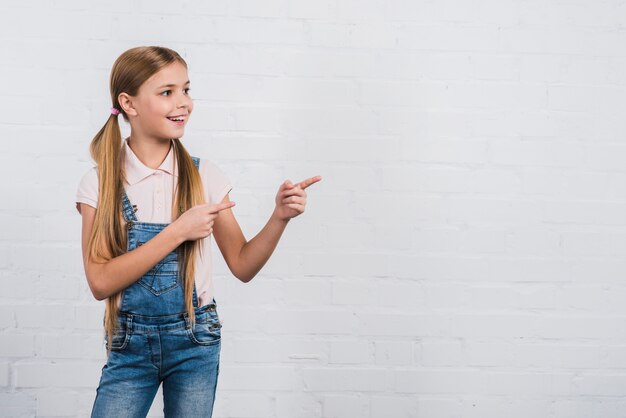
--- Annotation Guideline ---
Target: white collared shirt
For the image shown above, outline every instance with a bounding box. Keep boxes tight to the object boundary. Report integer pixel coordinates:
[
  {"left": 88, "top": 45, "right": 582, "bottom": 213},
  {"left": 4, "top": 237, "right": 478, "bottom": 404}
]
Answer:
[{"left": 76, "top": 137, "right": 233, "bottom": 308}]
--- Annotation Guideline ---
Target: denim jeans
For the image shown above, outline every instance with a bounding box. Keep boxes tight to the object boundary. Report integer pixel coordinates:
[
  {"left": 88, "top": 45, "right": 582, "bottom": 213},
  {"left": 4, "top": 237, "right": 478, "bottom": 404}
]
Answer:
[{"left": 91, "top": 303, "right": 221, "bottom": 417}]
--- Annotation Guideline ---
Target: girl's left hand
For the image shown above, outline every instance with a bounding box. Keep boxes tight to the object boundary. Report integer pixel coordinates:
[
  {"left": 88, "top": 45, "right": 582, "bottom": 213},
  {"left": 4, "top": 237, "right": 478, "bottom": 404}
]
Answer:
[{"left": 273, "top": 175, "right": 322, "bottom": 222}]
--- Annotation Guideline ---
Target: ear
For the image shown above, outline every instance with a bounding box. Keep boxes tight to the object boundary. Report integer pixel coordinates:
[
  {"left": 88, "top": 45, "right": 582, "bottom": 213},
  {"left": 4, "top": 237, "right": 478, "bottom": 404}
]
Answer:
[{"left": 118, "top": 92, "right": 138, "bottom": 116}]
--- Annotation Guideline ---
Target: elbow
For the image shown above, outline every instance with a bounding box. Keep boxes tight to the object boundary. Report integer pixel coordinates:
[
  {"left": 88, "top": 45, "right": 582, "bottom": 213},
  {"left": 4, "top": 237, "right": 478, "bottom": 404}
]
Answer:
[
  {"left": 88, "top": 278, "right": 106, "bottom": 301},
  {"left": 235, "top": 271, "right": 252, "bottom": 283},
  {"left": 232, "top": 243, "right": 254, "bottom": 283},
  {"left": 234, "top": 267, "right": 254, "bottom": 284},
  {"left": 230, "top": 257, "right": 251, "bottom": 283},
  {"left": 86, "top": 270, "right": 107, "bottom": 301},
  {"left": 93, "top": 289, "right": 107, "bottom": 301},
  {"left": 238, "top": 275, "right": 253, "bottom": 284},
  {"left": 86, "top": 260, "right": 114, "bottom": 301}
]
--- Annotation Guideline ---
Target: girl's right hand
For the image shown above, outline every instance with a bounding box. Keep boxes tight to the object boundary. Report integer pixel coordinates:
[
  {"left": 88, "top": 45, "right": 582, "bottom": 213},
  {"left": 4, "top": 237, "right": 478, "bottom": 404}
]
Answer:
[{"left": 171, "top": 201, "right": 236, "bottom": 242}]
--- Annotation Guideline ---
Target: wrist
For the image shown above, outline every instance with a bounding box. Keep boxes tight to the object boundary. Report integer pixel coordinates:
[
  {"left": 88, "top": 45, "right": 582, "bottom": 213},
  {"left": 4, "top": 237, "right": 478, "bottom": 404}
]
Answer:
[
  {"left": 165, "top": 223, "right": 186, "bottom": 246},
  {"left": 271, "top": 209, "right": 290, "bottom": 224}
]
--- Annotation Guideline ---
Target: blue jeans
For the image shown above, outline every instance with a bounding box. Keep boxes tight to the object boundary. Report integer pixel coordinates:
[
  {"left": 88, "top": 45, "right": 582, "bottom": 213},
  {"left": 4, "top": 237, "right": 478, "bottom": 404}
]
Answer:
[{"left": 90, "top": 302, "right": 221, "bottom": 417}]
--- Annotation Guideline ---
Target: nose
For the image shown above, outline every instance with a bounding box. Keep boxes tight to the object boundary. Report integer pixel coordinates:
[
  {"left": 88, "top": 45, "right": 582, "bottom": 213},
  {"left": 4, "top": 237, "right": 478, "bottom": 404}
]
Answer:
[
  {"left": 177, "top": 96, "right": 192, "bottom": 110},
  {"left": 177, "top": 100, "right": 187, "bottom": 109}
]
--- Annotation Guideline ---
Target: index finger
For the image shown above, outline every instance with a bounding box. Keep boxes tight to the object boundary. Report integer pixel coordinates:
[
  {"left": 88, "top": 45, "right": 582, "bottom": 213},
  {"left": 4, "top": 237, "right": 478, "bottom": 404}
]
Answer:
[
  {"left": 296, "top": 175, "right": 322, "bottom": 190},
  {"left": 209, "top": 201, "right": 236, "bottom": 214}
]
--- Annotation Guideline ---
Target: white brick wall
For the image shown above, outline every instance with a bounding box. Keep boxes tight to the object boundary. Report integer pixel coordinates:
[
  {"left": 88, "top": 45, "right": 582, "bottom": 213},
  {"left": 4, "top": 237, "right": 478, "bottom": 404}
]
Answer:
[{"left": 0, "top": 0, "right": 625, "bottom": 417}]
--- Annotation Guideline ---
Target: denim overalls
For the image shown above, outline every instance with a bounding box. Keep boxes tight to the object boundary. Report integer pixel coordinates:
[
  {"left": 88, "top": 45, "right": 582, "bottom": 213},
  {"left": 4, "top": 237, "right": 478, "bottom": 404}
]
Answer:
[{"left": 91, "top": 156, "right": 222, "bottom": 418}]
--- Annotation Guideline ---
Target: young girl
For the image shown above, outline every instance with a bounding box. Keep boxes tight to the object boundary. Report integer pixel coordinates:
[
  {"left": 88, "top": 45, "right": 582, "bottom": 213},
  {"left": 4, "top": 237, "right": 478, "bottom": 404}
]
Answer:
[{"left": 75, "top": 46, "right": 321, "bottom": 418}]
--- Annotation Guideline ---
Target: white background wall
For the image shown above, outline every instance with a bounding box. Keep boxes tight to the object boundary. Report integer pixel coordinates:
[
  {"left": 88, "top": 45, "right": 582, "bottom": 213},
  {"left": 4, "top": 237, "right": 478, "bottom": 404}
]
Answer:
[{"left": 1, "top": 0, "right": 626, "bottom": 417}]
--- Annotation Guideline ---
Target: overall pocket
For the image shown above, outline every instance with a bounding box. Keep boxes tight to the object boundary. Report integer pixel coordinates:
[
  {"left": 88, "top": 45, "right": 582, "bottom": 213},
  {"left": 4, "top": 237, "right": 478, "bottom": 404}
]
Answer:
[
  {"left": 104, "top": 327, "right": 130, "bottom": 351},
  {"left": 187, "top": 312, "right": 222, "bottom": 346},
  {"left": 136, "top": 240, "right": 180, "bottom": 296}
]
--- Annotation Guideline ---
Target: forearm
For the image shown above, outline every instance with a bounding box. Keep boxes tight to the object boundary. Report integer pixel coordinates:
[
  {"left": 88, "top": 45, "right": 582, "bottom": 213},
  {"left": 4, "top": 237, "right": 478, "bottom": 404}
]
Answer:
[
  {"left": 236, "top": 210, "right": 289, "bottom": 282},
  {"left": 94, "top": 224, "right": 185, "bottom": 300}
]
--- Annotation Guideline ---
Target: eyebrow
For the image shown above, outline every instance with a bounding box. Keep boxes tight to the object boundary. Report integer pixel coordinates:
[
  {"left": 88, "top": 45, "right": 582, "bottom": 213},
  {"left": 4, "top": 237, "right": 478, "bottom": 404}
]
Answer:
[{"left": 157, "top": 80, "right": 191, "bottom": 89}]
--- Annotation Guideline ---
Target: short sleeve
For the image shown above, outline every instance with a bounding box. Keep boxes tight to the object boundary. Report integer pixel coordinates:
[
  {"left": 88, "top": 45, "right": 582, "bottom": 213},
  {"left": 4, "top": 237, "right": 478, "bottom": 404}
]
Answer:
[
  {"left": 200, "top": 159, "right": 233, "bottom": 205},
  {"left": 75, "top": 167, "right": 98, "bottom": 214}
]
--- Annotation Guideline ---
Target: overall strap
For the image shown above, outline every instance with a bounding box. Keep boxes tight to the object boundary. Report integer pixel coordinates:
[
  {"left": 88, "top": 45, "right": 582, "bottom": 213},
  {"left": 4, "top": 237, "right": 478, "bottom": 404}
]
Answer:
[{"left": 121, "top": 191, "right": 138, "bottom": 223}]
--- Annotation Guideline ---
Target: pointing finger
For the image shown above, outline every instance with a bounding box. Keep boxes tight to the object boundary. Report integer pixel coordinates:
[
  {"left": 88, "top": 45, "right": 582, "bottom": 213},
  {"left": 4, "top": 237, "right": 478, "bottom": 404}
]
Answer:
[
  {"left": 209, "top": 201, "right": 236, "bottom": 214},
  {"left": 296, "top": 175, "right": 322, "bottom": 190}
]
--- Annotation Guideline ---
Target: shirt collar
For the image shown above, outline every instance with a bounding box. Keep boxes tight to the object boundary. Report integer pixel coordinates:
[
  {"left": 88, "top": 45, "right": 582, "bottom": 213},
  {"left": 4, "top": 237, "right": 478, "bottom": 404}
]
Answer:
[{"left": 123, "top": 137, "right": 176, "bottom": 185}]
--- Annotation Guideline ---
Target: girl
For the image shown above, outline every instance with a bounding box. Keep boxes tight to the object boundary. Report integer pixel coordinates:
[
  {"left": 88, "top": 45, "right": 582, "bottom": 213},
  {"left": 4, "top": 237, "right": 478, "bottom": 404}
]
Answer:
[{"left": 75, "top": 46, "right": 321, "bottom": 418}]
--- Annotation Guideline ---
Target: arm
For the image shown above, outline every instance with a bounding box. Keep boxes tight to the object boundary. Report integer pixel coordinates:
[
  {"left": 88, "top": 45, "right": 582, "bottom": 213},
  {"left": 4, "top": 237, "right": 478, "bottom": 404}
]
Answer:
[
  {"left": 212, "top": 175, "right": 321, "bottom": 283},
  {"left": 79, "top": 203, "right": 185, "bottom": 300},
  {"left": 212, "top": 193, "right": 289, "bottom": 283}
]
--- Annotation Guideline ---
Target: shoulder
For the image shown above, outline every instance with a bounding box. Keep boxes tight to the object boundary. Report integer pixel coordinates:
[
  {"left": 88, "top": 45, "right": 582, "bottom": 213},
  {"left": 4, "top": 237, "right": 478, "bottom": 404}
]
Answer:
[
  {"left": 75, "top": 165, "right": 99, "bottom": 214},
  {"left": 192, "top": 157, "right": 229, "bottom": 179},
  {"left": 78, "top": 166, "right": 98, "bottom": 188},
  {"left": 194, "top": 157, "right": 233, "bottom": 205},
  {"left": 196, "top": 157, "right": 224, "bottom": 173}
]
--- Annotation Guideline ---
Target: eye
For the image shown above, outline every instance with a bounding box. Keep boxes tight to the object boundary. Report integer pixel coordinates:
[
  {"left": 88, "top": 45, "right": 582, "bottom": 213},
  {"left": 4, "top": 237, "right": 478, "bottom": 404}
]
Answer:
[{"left": 160, "top": 88, "right": 191, "bottom": 96}]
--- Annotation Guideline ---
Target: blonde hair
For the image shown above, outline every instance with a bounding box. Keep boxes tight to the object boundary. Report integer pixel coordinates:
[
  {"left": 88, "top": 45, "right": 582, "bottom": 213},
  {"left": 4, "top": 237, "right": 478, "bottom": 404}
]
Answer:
[{"left": 87, "top": 46, "right": 205, "bottom": 357}]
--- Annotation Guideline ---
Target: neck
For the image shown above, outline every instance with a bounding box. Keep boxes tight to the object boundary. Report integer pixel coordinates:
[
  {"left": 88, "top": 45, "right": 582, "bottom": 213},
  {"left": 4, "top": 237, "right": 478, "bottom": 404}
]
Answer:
[{"left": 126, "top": 136, "right": 173, "bottom": 170}]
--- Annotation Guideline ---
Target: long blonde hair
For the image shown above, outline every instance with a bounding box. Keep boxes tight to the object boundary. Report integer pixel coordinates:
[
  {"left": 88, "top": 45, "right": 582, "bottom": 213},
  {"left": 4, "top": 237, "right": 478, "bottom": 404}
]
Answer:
[{"left": 87, "top": 46, "right": 205, "bottom": 357}]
